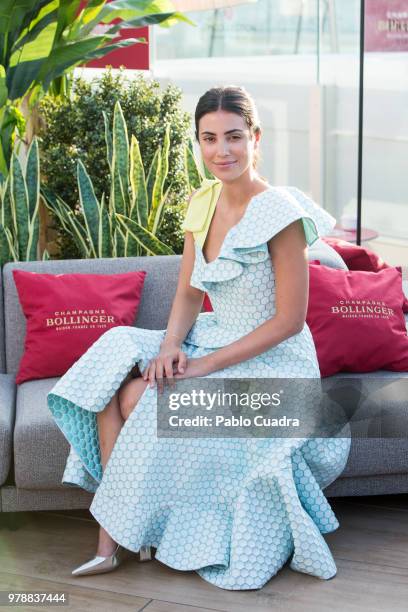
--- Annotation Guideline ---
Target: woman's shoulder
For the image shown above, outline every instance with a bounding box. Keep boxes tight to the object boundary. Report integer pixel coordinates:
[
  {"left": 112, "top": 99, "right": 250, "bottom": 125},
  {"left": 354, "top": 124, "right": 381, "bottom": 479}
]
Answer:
[
  {"left": 255, "top": 185, "right": 334, "bottom": 223},
  {"left": 231, "top": 185, "right": 336, "bottom": 249}
]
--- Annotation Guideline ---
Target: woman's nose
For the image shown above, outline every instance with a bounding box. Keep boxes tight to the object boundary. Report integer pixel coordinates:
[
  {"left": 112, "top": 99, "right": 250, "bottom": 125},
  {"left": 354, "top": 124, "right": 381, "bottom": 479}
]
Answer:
[{"left": 217, "top": 140, "right": 230, "bottom": 156}]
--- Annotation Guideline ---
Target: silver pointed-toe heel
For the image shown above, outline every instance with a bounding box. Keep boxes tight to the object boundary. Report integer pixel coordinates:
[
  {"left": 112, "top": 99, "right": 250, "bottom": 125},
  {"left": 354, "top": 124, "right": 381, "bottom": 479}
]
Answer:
[{"left": 71, "top": 543, "right": 125, "bottom": 577}]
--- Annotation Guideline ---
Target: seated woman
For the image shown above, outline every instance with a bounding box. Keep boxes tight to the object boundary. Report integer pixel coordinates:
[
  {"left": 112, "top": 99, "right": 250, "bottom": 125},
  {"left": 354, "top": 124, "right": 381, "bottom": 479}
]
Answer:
[{"left": 47, "top": 85, "right": 350, "bottom": 591}]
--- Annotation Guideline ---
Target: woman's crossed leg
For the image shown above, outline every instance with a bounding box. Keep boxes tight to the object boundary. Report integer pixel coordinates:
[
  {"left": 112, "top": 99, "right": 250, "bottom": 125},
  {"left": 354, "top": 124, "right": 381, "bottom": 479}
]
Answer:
[{"left": 95, "top": 366, "right": 149, "bottom": 556}]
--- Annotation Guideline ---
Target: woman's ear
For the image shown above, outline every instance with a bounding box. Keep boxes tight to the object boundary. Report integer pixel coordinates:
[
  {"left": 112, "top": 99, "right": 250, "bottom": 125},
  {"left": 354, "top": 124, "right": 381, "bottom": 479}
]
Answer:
[{"left": 253, "top": 129, "right": 262, "bottom": 149}]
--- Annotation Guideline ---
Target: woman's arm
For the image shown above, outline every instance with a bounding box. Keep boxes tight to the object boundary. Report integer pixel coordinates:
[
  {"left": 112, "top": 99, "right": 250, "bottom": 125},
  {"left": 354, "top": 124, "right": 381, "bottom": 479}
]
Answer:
[
  {"left": 202, "top": 219, "right": 309, "bottom": 373},
  {"left": 160, "top": 230, "right": 205, "bottom": 348}
]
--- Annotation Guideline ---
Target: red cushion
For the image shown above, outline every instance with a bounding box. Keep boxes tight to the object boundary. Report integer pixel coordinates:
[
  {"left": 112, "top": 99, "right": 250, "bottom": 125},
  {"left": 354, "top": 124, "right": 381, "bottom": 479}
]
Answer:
[
  {"left": 323, "top": 237, "right": 408, "bottom": 312},
  {"left": 306, "top": 263, "right": 408, "bottom": 377},
  {"left": 13, "top": 270, "right": 146, "bottom": 384},
  {"left": 203, "top": 293, "right": 213, "bottom": 312}
]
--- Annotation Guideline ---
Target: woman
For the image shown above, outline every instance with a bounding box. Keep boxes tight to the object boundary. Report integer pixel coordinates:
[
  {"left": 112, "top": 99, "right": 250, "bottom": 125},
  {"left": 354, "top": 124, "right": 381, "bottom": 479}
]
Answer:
[{"left": 48, "top": 85, "right": 350, "bottom": 590}]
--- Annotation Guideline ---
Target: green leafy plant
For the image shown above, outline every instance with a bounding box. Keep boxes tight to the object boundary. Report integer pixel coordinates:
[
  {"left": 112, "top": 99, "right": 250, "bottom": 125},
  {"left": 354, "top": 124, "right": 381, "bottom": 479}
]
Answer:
[
  {"left": 43, "top": 101, "right": 203, "bottom": 258},
  {"left": 0, "top": 0, "right": 191, "bottom": 178},
  {"left": 39, "top": 69, "right": 197, "bottom": 256},
  {"left": 0, "top": 137, "right": 45, "bottom": 266}
]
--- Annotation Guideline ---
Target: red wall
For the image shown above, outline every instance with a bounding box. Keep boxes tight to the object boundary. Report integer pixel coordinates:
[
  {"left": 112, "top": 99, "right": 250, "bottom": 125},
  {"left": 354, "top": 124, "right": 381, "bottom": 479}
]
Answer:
[
  {"left": 85, "top": 26, "right": 150, "bottom": 70},
  {"left": 79, "top": 1, "right": 150, "bottom": 70}
]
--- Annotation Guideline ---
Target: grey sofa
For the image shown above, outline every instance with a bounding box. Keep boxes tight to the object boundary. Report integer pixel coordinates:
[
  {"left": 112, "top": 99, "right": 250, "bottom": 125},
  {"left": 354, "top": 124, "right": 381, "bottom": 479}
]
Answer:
[{"left": 1, "top": 250, "right": 408, "bottom": 513}]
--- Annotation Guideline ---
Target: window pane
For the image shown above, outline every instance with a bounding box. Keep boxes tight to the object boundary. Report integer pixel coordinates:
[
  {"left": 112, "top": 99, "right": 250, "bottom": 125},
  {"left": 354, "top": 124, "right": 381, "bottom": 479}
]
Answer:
[{"left": 360, "top": 1, "right": 408, "bottom": 264}]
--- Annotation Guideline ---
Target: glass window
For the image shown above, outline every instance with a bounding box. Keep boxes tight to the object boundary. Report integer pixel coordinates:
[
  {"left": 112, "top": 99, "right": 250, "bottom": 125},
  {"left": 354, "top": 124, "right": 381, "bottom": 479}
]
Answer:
[
  {"left": 360, "top": 1, "right": 408, "bottom": 263},
  {"left": 157, "top": 1, "right": 360, "bottom": 59},
  {"left": 153, "top": 1, "right": 407, "bottom": 263}
]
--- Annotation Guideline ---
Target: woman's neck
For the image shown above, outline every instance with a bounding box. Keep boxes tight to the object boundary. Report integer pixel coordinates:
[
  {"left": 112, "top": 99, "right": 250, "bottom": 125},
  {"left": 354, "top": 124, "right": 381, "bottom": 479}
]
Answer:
[{"left": 219, "top": 172, "right": 269, "bottom": 208}]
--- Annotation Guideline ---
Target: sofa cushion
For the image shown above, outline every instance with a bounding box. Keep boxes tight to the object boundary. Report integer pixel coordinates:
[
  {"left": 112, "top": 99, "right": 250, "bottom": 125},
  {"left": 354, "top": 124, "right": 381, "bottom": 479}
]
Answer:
[
  {"left": 308, "top": 237, "right": 348, "bottom": 270},
  {"left": 329, "top": 370, "right": 408, "bottom": 477},
  {"left": 13, "top": 269, "right": 146, "bottom": 384},
  {"left": 0, "top": 374, "right": 16, "bottom": 486},
  {"left": 323, "top": 237, "right": 408, "bottom": 312},
  {"left": 3, "top": 255, "right": 181, "bottom": 375},
  {"left": 14, "top": 378, "right": 73, "bottom": 489},
  {"left": 306, "top": 264, "right": 408, "bottom": 376},
  {"left": 13, "top": 371, "right": 408, "bottom": 489},
  {"left": 341, "top": 439, "right": 408, "bottom": 478}
]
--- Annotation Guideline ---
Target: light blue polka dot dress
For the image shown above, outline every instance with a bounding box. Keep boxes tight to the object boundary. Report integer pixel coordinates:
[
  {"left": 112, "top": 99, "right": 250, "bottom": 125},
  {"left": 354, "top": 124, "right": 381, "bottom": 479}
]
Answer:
[{"left": 47, "top": 183, "right": 351, "bottom": 590}]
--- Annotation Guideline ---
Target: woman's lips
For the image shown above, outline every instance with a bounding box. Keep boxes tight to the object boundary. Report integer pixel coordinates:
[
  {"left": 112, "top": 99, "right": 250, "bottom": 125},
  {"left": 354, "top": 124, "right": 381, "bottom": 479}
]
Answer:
[{"left": 214, "top": 161, "right": 237, "bottom": 167}]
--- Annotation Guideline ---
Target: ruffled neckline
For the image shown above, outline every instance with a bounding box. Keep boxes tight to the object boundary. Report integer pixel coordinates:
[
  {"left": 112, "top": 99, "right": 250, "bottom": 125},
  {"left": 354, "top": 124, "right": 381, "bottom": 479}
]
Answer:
[
  {"left": 200, "top": 186, "right": 274, "bottom": 266},
  {"left": 188, "top": 183, "right": 336, "bottom": 291}
]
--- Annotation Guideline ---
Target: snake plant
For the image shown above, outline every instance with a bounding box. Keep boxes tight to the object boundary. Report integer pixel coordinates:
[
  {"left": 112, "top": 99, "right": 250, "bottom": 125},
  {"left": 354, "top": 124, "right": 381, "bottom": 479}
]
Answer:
[
  {"left": 44, "top": 101, "right": 203, "bottom": 258},
  {"left": 0, "top": 137, "right": 46, "bottom": 266}
]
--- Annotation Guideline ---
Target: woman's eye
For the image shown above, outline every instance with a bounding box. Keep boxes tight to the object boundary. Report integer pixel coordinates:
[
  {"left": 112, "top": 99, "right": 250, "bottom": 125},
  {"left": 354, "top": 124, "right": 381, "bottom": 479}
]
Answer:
[{"left": 230, "top": 135, "right": 241, "bottom": 140}]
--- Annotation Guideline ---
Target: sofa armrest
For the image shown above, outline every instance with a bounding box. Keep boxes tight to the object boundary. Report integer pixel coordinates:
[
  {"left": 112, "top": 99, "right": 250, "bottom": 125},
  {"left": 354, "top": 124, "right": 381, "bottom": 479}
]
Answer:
[{"left": 0, "top": 374, "right": 16, "bottom": 486}]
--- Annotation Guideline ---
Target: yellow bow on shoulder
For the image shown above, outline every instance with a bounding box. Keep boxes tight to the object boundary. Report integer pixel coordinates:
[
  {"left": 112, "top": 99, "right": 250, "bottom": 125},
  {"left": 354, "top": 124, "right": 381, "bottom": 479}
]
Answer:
[{"left": 181, "top": 178, "right": 222, "bottom": 247}]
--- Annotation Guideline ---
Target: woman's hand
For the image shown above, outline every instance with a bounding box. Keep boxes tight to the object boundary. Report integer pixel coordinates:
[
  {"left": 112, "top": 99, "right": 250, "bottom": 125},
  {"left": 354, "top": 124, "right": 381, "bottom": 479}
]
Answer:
[
  {"left": 173, "top": 357, "right": 213, "bottom": 380},
  {"left": 142, "top": 342, "right": 188, "bottom": 394}
]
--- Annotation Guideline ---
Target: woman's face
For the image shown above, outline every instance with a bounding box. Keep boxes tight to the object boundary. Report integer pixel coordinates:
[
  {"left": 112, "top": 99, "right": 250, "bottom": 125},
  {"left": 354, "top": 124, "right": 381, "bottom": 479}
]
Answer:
[{"left": 197, "top": 109, "right": 260, "bottom": 183}]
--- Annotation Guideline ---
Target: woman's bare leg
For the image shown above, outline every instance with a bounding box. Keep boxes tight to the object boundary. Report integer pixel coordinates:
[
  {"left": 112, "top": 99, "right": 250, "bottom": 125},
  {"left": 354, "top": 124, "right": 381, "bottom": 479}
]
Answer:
[
  {"left": 95, "top": 367, "right": 149, "bottom": 556},
  {"left": 96, "top": 390, "right": 124, "bottom": 556}
]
